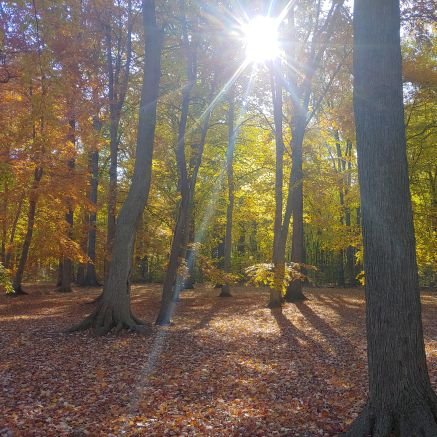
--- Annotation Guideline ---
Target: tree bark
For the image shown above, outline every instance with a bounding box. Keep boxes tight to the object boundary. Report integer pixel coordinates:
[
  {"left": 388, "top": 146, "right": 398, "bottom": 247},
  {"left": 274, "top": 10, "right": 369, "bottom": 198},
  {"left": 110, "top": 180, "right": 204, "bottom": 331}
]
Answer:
[
  {"left": 345, "top": 1, "right": 437, "bottom": 434},
  {"left": 69, "top": 0, "right": 162, "bottom": 335}
]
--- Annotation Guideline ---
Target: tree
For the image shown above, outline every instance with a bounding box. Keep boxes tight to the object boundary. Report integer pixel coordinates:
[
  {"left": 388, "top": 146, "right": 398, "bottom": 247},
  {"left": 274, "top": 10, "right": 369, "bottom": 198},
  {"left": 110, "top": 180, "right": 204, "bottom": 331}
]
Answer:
[
  {"left": 345, "top": 0, "right": 437, "bottom": 435},
  {"left": 103, "top": 0, "right": 133, "bottom": 276},
  {"left": 70, "top": 0, "right": 162, "bottom": 335}
]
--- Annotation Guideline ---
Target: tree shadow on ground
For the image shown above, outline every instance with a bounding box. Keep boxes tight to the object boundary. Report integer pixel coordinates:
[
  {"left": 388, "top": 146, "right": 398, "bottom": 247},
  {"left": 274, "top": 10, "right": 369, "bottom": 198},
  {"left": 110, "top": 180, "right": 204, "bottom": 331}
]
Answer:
[{"left": 294, "top": 301, "right": 359, "bottom": 358}]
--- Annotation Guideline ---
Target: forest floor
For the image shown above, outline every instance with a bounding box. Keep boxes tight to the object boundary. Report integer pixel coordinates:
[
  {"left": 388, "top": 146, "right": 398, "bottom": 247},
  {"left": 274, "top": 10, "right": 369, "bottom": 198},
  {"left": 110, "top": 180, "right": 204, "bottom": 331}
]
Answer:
[{"left": 0, "top": 285, "right": 436, "bottom": 437}]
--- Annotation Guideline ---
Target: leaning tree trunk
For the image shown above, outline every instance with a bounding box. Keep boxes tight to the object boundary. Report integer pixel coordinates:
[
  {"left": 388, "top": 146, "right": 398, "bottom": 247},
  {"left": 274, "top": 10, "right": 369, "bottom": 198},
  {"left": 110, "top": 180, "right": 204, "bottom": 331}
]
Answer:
[
  {"left": 156, "top": 2, "right": 202, "bottom": 325},
  {"left": 344, "top": 1, "right": 437, "bottom": 435},
  {"left": 157, "top": 191, "right": 191, "bottom": 325},
  {"left": 69, "top": 0, "right": 162, "bottom": 335},
  {"left": 220, "top": 88, "right": 236, "bottom": 298}
]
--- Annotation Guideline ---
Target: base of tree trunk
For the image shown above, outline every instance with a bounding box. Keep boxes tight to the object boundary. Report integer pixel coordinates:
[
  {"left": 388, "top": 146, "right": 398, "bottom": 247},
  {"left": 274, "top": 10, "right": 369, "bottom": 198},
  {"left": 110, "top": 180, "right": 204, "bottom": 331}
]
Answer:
[
  {"left": 68, "top": 300, "right": 151, "bottom": 336},
  {"left": 184, "top": 278, "right": 195, "bottom": 289},
  {"left": 267, "top": 289, "right": 282, "bottom": 308},
  {"left": 10, "top": 285, "right": 27, "bottom": 296},
  {"left": 219, "top": 285, "right": 232, "bottom": 297},
  {"left": 155, "top": 301, "right": 176, "bottom": 326},
  {"left": 77, "top": 278, "right": 101, "bottom": 287},
  {"left": 56, "top": 285, "right": 73, "bottom": 293},
  {"left": 284, "top": 281, "right": 307, "bottom": 302},
  {"left": 343, "top": 396, "right": 437, "bottom": 437}
]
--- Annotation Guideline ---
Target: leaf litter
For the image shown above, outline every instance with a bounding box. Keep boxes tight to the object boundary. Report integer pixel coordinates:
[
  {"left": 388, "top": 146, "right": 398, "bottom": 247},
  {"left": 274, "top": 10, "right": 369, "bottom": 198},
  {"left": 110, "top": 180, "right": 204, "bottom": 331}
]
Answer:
[{"left": 1, "top": 284, "right": 436, "bottom": 436}]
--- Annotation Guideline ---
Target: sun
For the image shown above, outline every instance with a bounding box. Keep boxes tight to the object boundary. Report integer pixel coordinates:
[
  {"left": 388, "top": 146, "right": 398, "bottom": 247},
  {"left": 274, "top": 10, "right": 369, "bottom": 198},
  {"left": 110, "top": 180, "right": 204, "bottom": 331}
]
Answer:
[{"left": 242, "top": 16, "right": 280, "bottom": 64}]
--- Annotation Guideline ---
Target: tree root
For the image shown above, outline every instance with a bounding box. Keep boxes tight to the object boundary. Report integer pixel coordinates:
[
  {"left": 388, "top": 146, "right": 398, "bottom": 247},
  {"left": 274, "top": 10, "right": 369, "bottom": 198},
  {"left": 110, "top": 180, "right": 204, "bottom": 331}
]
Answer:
[
  {"left": 83, "top": 292, "right": 103, "bottom": 305},
  {"left": 343, "top": 398, "right": 437, "bottom": 437},
  {"left": 67, "top": 301, "right": 152, "bottom": 336}
]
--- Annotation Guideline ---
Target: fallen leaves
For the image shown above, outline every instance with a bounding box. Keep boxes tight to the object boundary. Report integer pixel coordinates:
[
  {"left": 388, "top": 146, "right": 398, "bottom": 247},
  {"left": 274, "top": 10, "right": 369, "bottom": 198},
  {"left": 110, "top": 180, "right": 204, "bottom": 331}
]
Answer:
[{"left": 0, "top": 284, "right": 436, "bottom": 436}]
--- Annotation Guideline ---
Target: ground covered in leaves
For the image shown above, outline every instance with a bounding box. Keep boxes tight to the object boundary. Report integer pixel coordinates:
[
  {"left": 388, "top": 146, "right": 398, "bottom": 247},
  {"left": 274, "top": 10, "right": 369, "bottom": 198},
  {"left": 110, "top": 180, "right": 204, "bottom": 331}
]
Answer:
[{"left": 1, "top": 285, "right": 436, "bottom": 436}]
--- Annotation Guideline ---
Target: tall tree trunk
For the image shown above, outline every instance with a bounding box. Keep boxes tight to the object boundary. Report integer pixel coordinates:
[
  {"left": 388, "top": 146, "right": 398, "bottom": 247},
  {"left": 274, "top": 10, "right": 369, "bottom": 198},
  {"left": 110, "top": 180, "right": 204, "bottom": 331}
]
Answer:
[
  {"left": 220, "top": 88, "right": 236, "bottom": 298},
  {"left": 105, "top": 0, "right": 133, "bottom": 277},
  {"left": 283, "top": 0, "right": 345, "bottom": 301},
  {"left": 83, "top": 149, "right": 100, "bottom": 286},
  {"left": 156, "top": 3, "right": 194, "bottom": 325},
  {"left": 345, "top": 1, "right": 437, "bottom": 434},
  {"left": 156, "top": 2, "right": 212, "bottom": 325},
  {"left": 57, "top": 119, "right": 76, "bottom": 293},
  {"left": 12, "top": 166, "right": 43, "bottom": 294},
  {"left": 335, "top": 132, "right": 346, "bottom": 287},
  {"left": 269, "top": 64, "right": 285, "bottom": 308},
  {"left": 344, "top": 140, "right": 357, "bottom": 287},
  {"left": 285, "top": 106, "right": 307, "bottom": 302},
  {"left": 69, "top": 0, "right": 162, "bottom": 335}
]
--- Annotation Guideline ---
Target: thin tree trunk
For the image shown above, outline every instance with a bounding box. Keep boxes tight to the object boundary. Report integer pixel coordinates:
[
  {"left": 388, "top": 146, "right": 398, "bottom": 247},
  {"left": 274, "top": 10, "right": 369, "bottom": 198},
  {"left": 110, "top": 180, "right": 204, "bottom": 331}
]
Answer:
[
  {"left": 57, "top": 119, "right": 76, "bottom": 293},
  {"left": 220, "top": 88, "right": 236, "bottom": 298},
  {"left": 335, "top": 132, "right": 346, "bottom": 287},
  {"left": 4, "top": 193, "right": 24, "bottom": 269},
  {"left": 344, "top": 140, "right": 357, "bottom": 286},
  {"left": 69, "top": 0, "right": 162, "bottom": 335},
  {"left": 269, "top": 64, "right": 285, "bottom": 308},
  {"left": 183, "top": 209, "right": 195, "bottom": 289},
  {"left": 1, "top": 180, "right": 8, "bottom": 264},
  {"left": 84, "top": 149, "right": 100, "bottom": 286},
  {"left": 345, "top": 0, "right": 437, "bottom": 434},
  {"left": 12, "top": 166, "right": 43, "bottom": 294}
]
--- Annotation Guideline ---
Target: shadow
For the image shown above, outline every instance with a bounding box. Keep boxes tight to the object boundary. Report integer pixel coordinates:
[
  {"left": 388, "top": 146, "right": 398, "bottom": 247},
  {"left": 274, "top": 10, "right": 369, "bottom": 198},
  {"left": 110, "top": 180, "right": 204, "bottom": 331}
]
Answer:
[
  {"left": 0, "top": 284, "right": 376, "bottom": 437},
  {"left": 294, "top": 302, "right": 358, "bottom": 359},
  {"left": 270, "top": 307, "right": 327, "bottom": 354},
  {"left": 315, "top": 293, "right": 365, "bottom": 326},
  {"left": 192, "top": 303, "right": 220, "bottom": 330}
]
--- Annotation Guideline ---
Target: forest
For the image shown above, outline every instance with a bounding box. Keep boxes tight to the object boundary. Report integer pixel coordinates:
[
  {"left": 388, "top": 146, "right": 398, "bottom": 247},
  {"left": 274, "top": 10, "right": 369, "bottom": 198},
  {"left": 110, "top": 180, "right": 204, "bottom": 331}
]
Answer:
[{"left": 0, "top": 0, "right": 436, "bottom": 436}]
